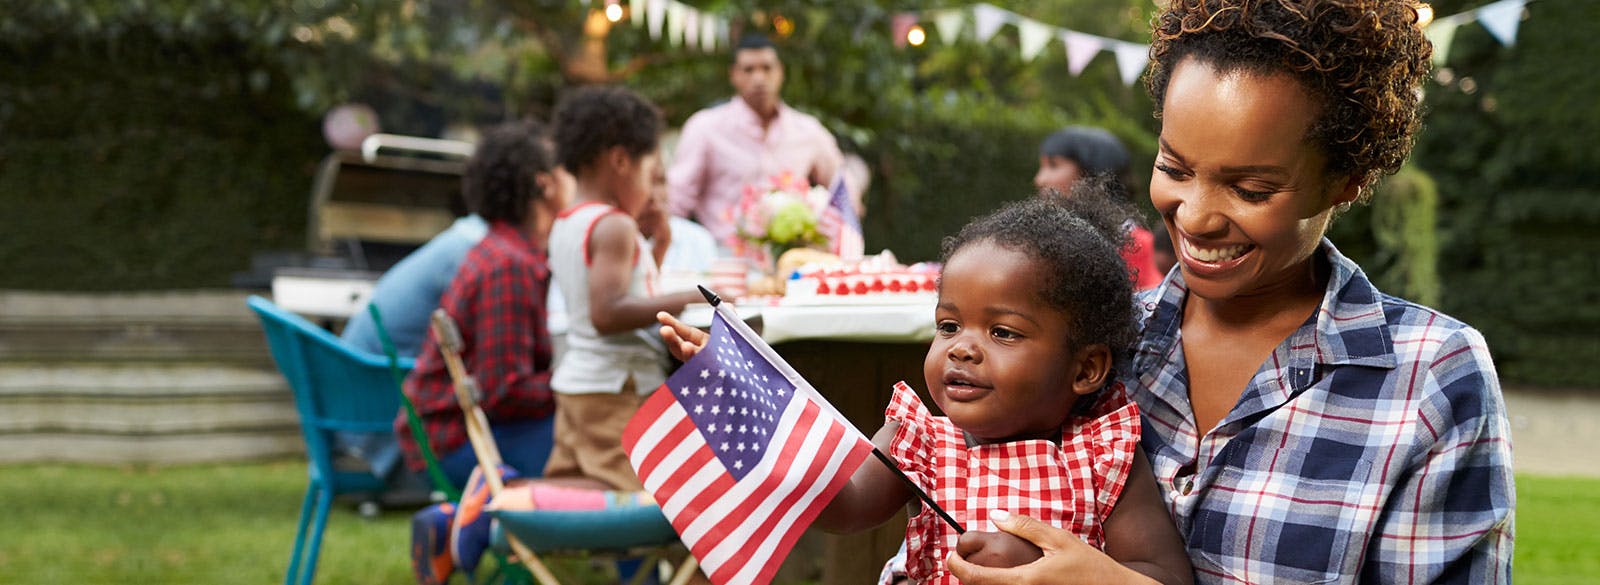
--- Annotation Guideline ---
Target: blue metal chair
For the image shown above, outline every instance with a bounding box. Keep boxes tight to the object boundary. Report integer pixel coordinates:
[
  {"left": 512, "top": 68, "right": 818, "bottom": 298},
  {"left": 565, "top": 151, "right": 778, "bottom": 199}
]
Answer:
[{"left": 248, "top": 295, "right": 415, "bottom": 585}]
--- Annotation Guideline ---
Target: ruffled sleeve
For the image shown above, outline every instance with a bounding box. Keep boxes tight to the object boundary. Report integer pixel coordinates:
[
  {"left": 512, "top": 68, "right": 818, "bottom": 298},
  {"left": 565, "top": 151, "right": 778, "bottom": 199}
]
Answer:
[
  {"left": 1069, "top": 381, "right": 1142, "bottom": 517},
  {"left": 884, "top": 381, "right": 936, "bottom": 494}
]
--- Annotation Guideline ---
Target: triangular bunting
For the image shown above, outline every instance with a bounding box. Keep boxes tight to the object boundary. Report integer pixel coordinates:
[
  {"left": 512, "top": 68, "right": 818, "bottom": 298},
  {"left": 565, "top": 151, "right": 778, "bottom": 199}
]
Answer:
[
  {"left": 892, "top": 13, "right": 918, "bottom": 48},
  {"left": 1018, "top": 18, "right": 1054, "bottom": 61},
  {"left": 1477, "top": 0, "right": 1526, "bottom": 47},
  {"left": 1112, "top": 41, "right": 1148, "bottom": 86},
  {"left": 667, "top": 2, "right": 687, "bottom": 47},
  {"left": 1062, "top": 30, "right": 1103, "bottom": 76},
  {"left": 933, "top": 9, "right": 965, "bottom": 43},
  {"left": 685, "top": 8, "right": 700, "bottom": 50},
  {"left": 1426, "top": 19, "right": 1459, "bottom": 66},
  {"left": 646, "top": 0, "right": 666, "bottom": 40},
  {"left": 973, "top": 4, "right": 1009, "bottom": 44},
  {"left": 701, "top": 14, "right": 718, "bottom": 52}
]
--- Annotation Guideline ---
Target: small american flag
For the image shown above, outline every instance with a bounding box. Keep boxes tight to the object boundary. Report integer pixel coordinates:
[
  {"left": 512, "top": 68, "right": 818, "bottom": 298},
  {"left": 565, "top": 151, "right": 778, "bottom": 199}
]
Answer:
[
  {"left": 816, "top": 175, "right": 865, "bottom": 260},
  {"left": 622, "top": 302, "right": 874, "bottom": 585}
]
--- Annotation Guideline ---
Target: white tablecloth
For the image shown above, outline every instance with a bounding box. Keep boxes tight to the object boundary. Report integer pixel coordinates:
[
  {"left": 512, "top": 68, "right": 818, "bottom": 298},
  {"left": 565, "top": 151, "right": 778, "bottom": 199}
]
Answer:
[{"left": 272, "top": 273, "right": 934, "bottom": 345}]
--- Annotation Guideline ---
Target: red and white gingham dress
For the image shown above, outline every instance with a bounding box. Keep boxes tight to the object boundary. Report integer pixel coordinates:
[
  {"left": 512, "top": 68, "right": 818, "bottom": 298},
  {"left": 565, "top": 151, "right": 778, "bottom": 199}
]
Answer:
[{"left": 885, "top": 380, "right": 1141, "bottom": 585}]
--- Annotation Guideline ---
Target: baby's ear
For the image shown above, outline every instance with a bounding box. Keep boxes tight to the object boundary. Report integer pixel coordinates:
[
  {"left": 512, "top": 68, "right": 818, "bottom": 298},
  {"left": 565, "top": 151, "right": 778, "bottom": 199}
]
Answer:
[{"left": 1071, "top": 344, "right": 1112, "bottom": 396}]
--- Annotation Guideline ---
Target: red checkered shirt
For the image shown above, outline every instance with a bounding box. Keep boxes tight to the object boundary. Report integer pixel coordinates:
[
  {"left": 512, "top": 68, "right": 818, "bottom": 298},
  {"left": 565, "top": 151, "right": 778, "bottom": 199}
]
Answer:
[
  {"left": 885, "top": 380, "right": 1140, "bottom": 585},
  {"left": 395, "top": 222, "right": 556, "bottom": 471}
]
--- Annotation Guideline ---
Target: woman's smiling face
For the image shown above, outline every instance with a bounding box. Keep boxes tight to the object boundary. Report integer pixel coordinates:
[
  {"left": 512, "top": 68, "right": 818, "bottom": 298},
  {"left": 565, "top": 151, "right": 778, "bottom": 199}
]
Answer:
[{"left": 1150, "top": 57, "right": 1360, "bottom": 302}]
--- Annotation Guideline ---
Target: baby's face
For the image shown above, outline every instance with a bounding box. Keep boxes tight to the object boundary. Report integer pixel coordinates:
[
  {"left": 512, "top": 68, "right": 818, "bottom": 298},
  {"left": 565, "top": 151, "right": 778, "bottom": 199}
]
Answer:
[{"left": 924, "top": 240, "right": 1084, "bottom": 444}]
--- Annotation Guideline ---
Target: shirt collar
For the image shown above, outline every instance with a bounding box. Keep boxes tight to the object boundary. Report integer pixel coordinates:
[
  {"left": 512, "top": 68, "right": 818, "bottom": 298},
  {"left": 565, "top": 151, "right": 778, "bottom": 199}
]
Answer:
[
  {"left": 1135, "top": 239, "right": 1396, "bottom": 373},
  {"left": 730, "top": 95, "right": 788, "bottom": 128}
]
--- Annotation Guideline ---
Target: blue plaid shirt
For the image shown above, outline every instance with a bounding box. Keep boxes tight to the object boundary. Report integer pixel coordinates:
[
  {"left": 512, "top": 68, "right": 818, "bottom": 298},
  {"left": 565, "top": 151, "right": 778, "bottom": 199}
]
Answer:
[{"left": 1131, "top": 241, "right": 1514, "bottom": 584}]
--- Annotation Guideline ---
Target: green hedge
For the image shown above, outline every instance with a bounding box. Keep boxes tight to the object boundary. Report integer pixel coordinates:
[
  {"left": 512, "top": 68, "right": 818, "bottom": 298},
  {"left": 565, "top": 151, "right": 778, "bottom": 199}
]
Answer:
[
  {"left": 0, "top": 29, "right": 321, "bottom": 291},
  {"left": 1406, "top": 0, "right": 1600, "bottom": 387}
]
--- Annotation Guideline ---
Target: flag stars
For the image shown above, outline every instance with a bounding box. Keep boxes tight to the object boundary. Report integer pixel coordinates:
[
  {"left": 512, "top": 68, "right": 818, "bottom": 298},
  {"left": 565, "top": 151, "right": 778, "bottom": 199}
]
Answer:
[
  {"left": 697, "top": 387, "right": 707, "bottom": 396},
  {"left": 680, "top": 386, "right": 691, "bottom": 396},
  {"left": 694, "top": 404, "right": 704, "bottom": 415},
  {"left": 700, "top": 369, "right": 710, "bottom": 379},
  {"left": 720, "top": 442, "right": 729, "bottom": 452},
  {"left": 711, "top": 405, "right": 721, "bottom": 415},
  {"left": 733, "top": 460, "right": 743, "bottom": 470},
  {"left": 714, "top": 387, "right": 724, "bottom": 397}
]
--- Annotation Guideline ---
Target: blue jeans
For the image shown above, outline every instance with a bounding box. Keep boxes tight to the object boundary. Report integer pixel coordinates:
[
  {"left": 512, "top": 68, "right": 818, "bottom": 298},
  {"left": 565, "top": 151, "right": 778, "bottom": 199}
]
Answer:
[{"left": 439, "top": 416, "right": 556, "bottom": 488}]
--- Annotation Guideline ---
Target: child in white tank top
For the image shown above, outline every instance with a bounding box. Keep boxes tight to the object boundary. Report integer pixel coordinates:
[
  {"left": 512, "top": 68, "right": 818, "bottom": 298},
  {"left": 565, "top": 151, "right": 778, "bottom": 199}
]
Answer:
[{"left": 544, "top": 86, "right": 703, "bottom": 490}]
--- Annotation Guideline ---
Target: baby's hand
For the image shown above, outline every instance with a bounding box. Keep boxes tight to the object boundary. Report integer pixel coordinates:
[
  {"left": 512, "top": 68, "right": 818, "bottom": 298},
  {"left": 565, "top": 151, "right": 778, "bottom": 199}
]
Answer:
[
  {"left": 657, "top": 311, "right": 708, "bottom": 361},
  {"left": 954, "top": 528, "right": 1044, "bottom": 569}
]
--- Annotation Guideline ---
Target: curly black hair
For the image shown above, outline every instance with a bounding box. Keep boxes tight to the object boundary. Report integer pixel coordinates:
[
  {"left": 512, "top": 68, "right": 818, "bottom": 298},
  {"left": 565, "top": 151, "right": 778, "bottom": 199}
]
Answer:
[
  {"left": 941, "top": 176, "right": 1139, "bottom": 363},
  {"left": 1146, "top": 0, "right": 1431, "bottom": 202},
  {"left": 462, "top": 120, "right": 555, "bottom": 224},
  {"left": 552, "top": 85, "right": 662, "bottom": 174}
]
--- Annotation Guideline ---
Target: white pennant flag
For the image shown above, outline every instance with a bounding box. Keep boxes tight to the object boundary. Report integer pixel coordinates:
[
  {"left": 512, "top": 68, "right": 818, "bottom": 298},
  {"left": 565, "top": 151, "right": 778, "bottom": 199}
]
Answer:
[
  {"left": 646, "top": 0, "right": 666, "bottom": 40},
  {"left": 1018, "top": 18, "right": 1054, "bottom": 61},
  {"left": 1426, "top": 19, "right": 1459, "bottom": 66},
  {"left": 685, "top": 8, "right": 700, "bottom": 50},
  {"left": 973, "top": 4, "right": 1009, "bottom": 44},
  {"left": 668, "top": 1, "right": 687, "bottom": 47},
  {"left": 1112, "top": 41, "right": 1149, "bottom": 86},
  {"left": 1477, "top": 0, "right": 1526, "bottom": 47},
  {"left": 1062, "top": 30, "right": 1103, "bottom": 76},
  {"left": 933, "top": 9, "right": 965, "bottom": 43},
  {"left": 701, "top": 15, "right": 718, "bottom": 52}
]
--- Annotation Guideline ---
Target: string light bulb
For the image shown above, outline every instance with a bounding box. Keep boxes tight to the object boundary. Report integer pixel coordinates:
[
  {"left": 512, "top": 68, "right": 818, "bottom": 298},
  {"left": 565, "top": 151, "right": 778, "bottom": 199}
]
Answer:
[
  {"left": 907, "top": 25, "right": 926, "bottom": 47},
  {"left": 1415, "top": 3, "right": 1434, "bottom": 28},
  {"left": 605, "top": 1, "right": 623, "bottom": 23},
  {"left": 773, "top": 14, "right": 794, "bottom": 38}
]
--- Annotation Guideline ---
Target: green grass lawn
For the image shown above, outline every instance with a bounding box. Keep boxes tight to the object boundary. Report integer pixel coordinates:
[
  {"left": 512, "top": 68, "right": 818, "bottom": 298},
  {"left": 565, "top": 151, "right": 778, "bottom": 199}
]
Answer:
[{"left": 0, "top": 462, "right": 1593, "bottom": 584}]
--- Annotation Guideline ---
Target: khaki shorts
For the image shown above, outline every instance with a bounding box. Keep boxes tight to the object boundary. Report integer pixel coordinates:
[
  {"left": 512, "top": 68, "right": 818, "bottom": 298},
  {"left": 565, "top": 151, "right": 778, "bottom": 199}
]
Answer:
[{"left": 542, "top": 376, "right": 648, "bottom": 491}]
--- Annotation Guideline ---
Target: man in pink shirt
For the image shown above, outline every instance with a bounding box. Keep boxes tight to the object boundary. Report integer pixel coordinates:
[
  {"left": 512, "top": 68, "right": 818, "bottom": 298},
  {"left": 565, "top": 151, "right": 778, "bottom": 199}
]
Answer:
[{"left": 667, "top": 34, "right": 844, "bottom": 245}]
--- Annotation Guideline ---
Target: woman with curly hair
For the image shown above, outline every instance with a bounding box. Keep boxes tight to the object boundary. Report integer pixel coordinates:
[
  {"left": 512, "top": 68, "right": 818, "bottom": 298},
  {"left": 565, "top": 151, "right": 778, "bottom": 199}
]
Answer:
[{"left": 947, "top": 1, "right": 1514, "bottom": 583}]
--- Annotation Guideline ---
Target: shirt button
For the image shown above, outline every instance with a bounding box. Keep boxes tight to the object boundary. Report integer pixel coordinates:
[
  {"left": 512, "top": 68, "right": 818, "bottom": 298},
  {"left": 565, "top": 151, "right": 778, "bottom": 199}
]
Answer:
[{"left": 1181, "top": 477, "right": 1194, "bottom": 496}]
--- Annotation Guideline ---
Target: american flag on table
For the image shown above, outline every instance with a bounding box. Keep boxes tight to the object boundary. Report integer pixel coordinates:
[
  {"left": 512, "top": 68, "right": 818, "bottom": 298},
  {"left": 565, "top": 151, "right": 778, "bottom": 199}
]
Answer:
[
  {"left": 815, "top": 174, "right": 865, "bottom": 260},
  {"left": 622, "top": 299, "right": 874, "bottom": 585}
]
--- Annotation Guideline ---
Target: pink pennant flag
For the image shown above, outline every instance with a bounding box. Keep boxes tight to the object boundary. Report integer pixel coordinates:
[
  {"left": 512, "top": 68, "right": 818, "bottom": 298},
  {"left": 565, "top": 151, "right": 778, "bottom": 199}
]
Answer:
[{"left": 1062, "top": 30, "right": 1103, "bottom": 76}]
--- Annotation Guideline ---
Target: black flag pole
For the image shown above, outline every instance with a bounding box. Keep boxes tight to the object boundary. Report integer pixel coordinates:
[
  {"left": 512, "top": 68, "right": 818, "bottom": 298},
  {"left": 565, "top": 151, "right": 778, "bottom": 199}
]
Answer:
[
  {"left": 872, "top": 448, "right": 966, "bottom": 534},
  {"left": 698, "top": 284, "right": 965, "bottom": 535}
]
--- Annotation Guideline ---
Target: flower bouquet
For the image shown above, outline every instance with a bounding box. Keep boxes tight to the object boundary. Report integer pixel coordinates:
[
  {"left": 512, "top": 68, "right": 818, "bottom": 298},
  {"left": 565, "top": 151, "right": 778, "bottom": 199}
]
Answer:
[{"left": 725, "top": 171, "right": 834, "bottom": 269}]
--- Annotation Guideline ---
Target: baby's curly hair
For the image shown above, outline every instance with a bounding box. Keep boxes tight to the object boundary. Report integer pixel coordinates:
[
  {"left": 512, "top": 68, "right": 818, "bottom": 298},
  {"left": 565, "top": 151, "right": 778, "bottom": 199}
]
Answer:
[
  {"left": 940, "top": 176, "right": 1139, "bottom": 365},
  {"left": 553, "top": 85, "right": 662, "bottom": 174},
  {"left": 1146, "top": 0, "right": 1431, "bottom": 201},
  {"left": 463, "top": 120, "right": 555, "bottom": 224}
]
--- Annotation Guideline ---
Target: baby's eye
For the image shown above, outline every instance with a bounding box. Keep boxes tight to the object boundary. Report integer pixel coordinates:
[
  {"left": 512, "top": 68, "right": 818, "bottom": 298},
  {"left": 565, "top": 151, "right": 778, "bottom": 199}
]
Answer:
[
  {"left": 990, "top": 326, "right": 1020, "bottom": 340},
  {"left": 936, "top": 321, "right": 959, "bottom": 335}
]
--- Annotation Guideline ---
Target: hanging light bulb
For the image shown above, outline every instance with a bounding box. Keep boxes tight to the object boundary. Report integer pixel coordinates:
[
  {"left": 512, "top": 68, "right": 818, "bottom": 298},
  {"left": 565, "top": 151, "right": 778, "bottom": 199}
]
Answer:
[
  {"left": 907, "top": 25, "right": 926, "bottom": 47},
  {"left": 605, "top": 0, "right": 624, "bottom": 23},
  {"left": 1415, "top": 3, "right": 1435, "bottom": 28}
]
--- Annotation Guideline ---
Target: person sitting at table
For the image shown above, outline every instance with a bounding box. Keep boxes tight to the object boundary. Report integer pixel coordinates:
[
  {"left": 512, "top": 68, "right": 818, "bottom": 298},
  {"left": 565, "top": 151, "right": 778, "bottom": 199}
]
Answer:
[
  {"left": 1034, "top": 126, "right": 1163, "bottom": 290},
  {"left": 545, "top": 86, "right": 704, "bottom": 492},
  {"left": 394, "top": 119, "right": 571, "bottom": 487},
  {"left": 946, "top": 1, "right": 1513, "bottom": 583},
  {"left": 668, "top": 33, "right": 846, "bottom": 245},
  {"left": 659, "top": 185, "right": 1193, "bottom": 585},
  {"left": 340, "top": 214, "right": 486, "bottom": 359}
]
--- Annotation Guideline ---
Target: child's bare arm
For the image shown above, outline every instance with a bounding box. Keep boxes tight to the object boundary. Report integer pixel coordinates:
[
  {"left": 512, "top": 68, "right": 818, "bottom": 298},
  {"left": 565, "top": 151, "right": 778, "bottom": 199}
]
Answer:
[
  {"left": 587, "top": 214, "right": 703, "bottom": 335},
  {"left": 1100, "top": 449, "right": 1193, "bottom": 585},
  {"left": 812, "top": 421, "right": 914, "bottom": 533}
]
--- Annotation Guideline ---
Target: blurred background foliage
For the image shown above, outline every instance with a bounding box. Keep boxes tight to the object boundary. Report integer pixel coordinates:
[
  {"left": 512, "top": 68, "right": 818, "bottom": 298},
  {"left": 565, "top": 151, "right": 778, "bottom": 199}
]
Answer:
[{"left": 1, "top": 0, "right": 1594, "bottom": 386}]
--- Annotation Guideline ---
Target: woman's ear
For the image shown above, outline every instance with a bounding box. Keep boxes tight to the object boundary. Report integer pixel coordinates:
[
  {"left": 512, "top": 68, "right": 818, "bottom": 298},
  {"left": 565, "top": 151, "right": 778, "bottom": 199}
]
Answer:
[{"left": 1071, "top": 344, "right": 1112, "bottom": 396}]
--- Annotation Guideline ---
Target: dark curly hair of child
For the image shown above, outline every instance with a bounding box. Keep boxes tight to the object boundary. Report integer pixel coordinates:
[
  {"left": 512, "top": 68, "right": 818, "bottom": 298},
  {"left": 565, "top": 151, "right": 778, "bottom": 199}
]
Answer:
[
  {"left": 463, "top": 120, "right": 555, "bottom": 224},
  {"left": 1146, "top": 0, "right": 1431, "bottom": 203},
  {"left": 553, "top": 85, "right": 663, "bottom": 174},
  {"left": 941, "top": 176, "right": 1140, "bottom": 367}
]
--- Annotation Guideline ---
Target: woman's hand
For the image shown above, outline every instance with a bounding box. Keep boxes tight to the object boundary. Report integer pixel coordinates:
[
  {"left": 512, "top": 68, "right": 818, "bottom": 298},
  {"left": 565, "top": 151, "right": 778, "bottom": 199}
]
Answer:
[
  {"left": 657, "top": 311, "right": 708, "bottom": 361},
  {"left": 947, "top": 510, "right": 1153, "bottom": 585}
]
